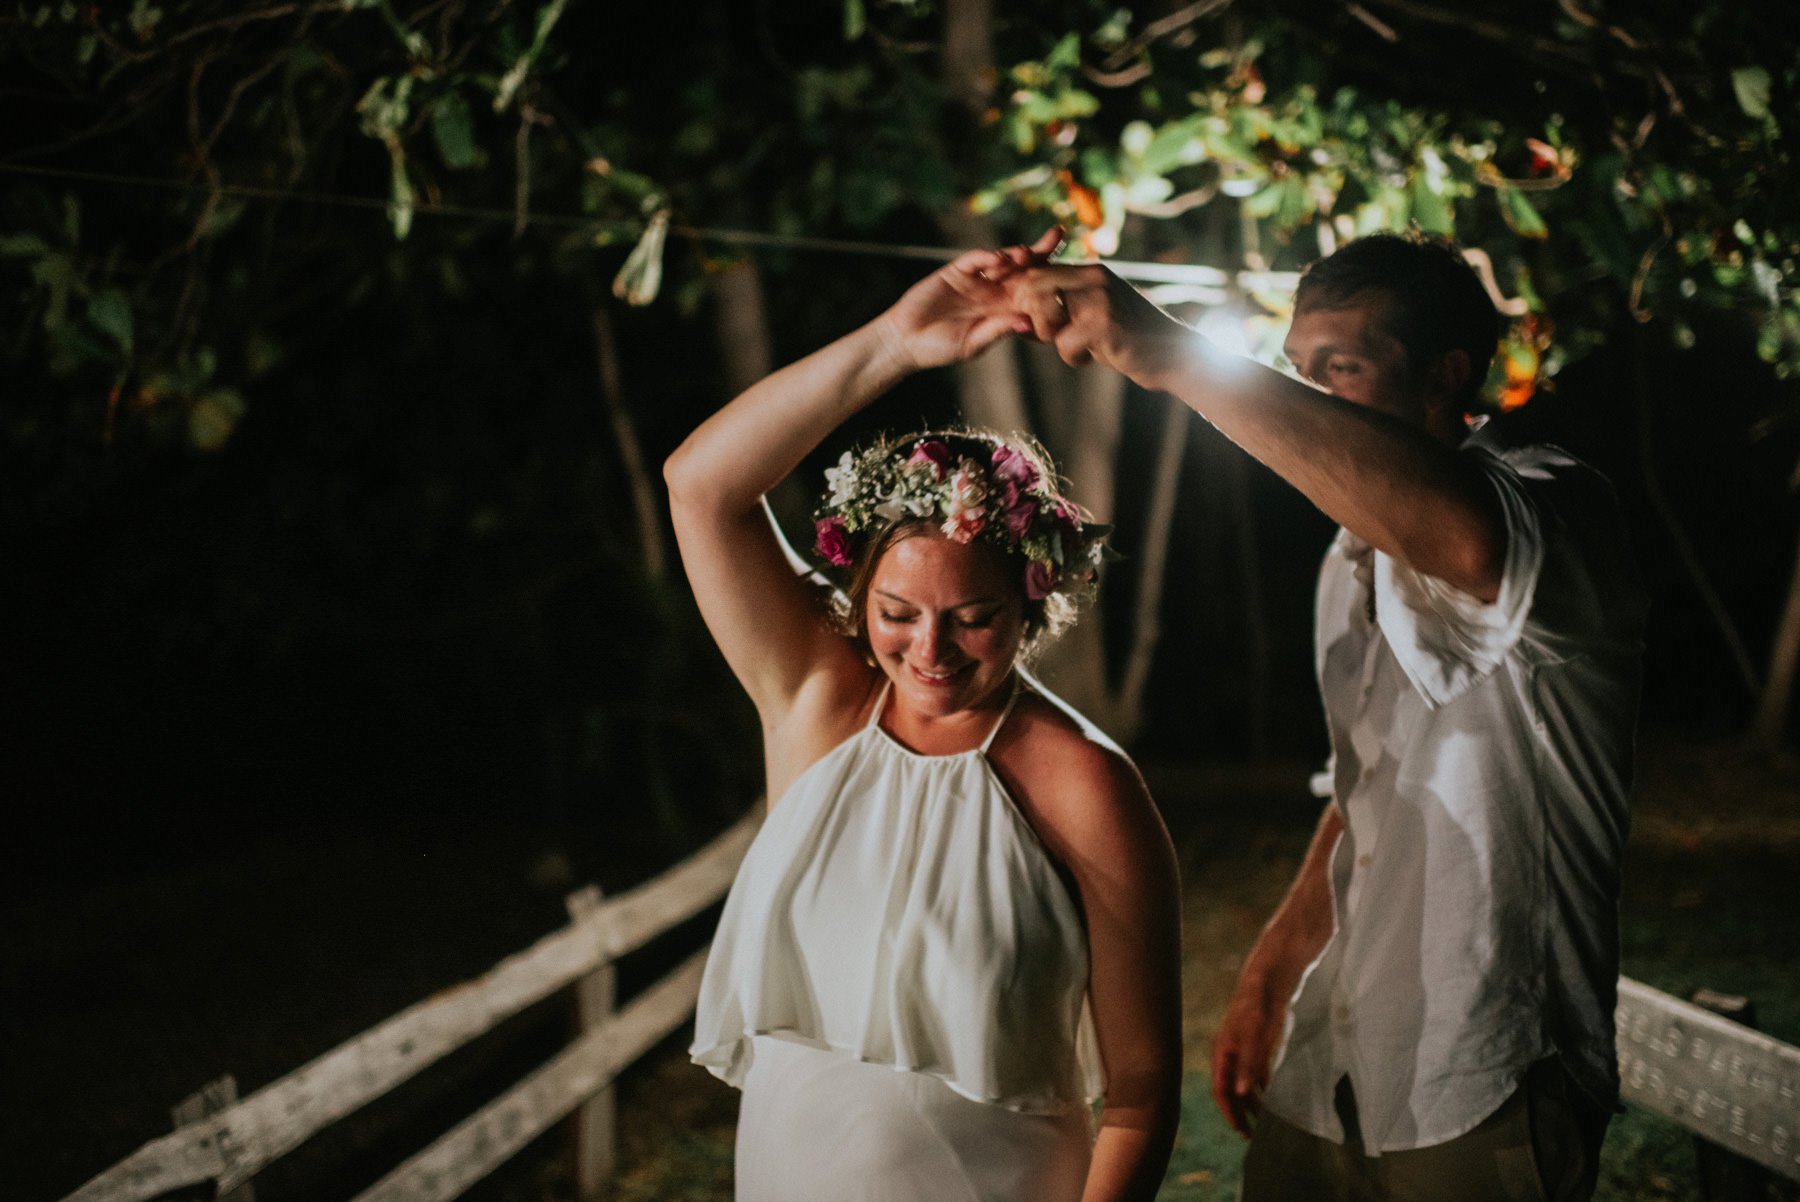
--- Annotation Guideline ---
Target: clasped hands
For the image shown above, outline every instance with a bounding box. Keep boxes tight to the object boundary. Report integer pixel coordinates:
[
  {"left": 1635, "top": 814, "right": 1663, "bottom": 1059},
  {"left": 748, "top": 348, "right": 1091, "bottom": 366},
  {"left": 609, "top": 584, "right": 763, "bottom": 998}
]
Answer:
[{"left": 880, "top": 227, "right": 1195, "bottom": 390}]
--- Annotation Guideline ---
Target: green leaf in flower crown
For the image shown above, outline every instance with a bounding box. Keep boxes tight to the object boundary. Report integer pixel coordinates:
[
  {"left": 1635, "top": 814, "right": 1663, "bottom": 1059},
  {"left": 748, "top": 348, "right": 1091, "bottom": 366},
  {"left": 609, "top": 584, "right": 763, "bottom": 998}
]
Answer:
[{"left": 612, "top": 209, "right": 670, "bottom": 306}]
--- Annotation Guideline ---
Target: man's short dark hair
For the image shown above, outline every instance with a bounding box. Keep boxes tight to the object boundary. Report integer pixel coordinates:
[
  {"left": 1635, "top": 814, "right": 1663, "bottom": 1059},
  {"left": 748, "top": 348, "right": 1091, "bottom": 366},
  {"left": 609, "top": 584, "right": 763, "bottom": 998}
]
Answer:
[{"left": 1294, "top": 232, "right": 1502, "bottom": 410}]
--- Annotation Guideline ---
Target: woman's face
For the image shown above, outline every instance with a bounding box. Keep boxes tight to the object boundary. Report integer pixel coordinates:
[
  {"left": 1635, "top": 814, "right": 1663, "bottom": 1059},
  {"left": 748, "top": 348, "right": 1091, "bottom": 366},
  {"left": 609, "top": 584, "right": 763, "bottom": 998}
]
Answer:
[{"left": 864, "top": 534, "right": 1026, "bottom": 721}]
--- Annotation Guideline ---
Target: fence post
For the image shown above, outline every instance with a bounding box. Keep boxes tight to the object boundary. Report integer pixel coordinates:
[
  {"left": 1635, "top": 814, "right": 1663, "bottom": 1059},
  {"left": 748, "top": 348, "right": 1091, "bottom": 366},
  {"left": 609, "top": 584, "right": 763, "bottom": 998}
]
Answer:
[
  {"left": 1690, "top": 989, "right": 1774, "bottom": 1202},
  {"left": 170, "top": 1075, "right": 255, "bottom": 1202},
  {"left": 566, "top": 885, "right": 617, "bottom": 1200}
]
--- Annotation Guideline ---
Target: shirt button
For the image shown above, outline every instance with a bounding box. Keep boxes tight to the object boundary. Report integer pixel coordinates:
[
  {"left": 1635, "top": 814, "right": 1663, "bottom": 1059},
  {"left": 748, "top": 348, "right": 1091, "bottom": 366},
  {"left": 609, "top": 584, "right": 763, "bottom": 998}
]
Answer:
[
  {"left": 1358, "top": 853, "right": 1372, "bottom": 867},
  {"left": 1335, "top": 1005, "right": 1351, "bottom": 1022}
]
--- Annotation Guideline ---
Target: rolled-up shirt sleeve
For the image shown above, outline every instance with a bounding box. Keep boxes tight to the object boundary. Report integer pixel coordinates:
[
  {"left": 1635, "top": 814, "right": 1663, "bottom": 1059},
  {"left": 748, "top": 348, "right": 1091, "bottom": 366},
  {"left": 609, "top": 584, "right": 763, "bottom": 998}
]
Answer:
[{"left": 1372, "top": 447, "right": 1545, "bottom": 707}]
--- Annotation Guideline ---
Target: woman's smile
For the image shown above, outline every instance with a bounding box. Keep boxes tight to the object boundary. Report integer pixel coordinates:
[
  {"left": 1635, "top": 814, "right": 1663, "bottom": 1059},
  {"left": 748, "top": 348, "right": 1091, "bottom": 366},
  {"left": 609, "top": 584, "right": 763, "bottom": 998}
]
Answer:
[{"left": 865, "top": 534, "right": 1026, "bottom": 724}]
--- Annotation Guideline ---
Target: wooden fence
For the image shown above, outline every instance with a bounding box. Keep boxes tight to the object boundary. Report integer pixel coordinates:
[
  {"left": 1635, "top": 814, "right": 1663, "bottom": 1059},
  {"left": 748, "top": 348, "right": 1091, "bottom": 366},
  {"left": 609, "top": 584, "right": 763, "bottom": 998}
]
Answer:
[
  {"left": 57, "top": 809, "right": 760, "bottom": 1202},
  {"left": 1617, "top": 979, "right": 1800, "bottom": 1194},
  {"left": 55, "top": 809, "right": 1800, "bottom": 1200}
]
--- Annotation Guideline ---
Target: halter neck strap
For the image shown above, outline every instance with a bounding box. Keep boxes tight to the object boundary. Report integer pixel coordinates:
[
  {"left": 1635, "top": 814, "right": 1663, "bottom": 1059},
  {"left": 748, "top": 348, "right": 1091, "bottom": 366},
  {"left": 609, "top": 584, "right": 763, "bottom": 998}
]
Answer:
[
  {"left": 865, "top": 676, "right": 1024, "bottom": 754},
  {"left": 865, "top": 681, "right": 893, "bottom": 731},
  {"left": 978, "top": 675, "right": 1025, "bottom": 754}
]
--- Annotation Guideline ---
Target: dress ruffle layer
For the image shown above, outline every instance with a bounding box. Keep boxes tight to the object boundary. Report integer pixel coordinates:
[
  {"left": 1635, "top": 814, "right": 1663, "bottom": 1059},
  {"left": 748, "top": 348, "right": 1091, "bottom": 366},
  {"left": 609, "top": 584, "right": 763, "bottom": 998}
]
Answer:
[{"left": 691, "top": 718, "right": 1103, "bottom": 1117}]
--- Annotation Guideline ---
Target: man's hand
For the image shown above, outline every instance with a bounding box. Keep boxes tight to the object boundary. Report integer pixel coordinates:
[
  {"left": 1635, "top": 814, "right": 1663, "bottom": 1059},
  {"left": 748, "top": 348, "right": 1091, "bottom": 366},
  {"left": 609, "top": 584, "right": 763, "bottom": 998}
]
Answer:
[
  {"left": 1003, "top": 262, "right": 1198, "bottom": 389},
  {"left": 1210, "top": 970, "right": 1288, "bottom": 1137},
  {"left": 1210, "top": 804, "right": 1343, "bottom": 1139}
]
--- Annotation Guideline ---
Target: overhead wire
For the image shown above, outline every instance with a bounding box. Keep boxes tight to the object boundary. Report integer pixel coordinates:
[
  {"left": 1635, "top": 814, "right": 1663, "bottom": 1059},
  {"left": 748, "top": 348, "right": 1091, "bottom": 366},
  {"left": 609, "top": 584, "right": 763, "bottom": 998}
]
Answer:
[{"left": 0, "top": 160, "right": 1295, "bottom": 301}]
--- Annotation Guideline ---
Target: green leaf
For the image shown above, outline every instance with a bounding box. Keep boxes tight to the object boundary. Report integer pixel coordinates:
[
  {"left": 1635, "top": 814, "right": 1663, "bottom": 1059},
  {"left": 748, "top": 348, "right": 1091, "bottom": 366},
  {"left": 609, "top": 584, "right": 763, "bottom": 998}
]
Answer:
[
  {"left": 1275, "top": 176, "right": 1311, "bottom": 227},
  {"left": 1498, "top": 186, "right": 1548, "bottom": 239},
  {"left": 87, "top": 289, "right": 133, "bottom": 355},
  {"left": 843, "top": 0, "right": 865, "bottom": 40},
  {"left": 197, "top": 196, "right": 246, "bottom": 240},
  {"left": 1142, "top": 117, "right": 1206, "bottom": 175},
  {"left": 612, "top": 209, "right": 669, "bottom": 306},
  {"left": 1409, "top": 170, "right": 1452, "bottom": 233},
  {"left": 494, "top": 0, "right": 573, "bottom": 112},
  {"left": 385, "top": 143, "right": 414, "bottom": 239},
  {"left": 1731, "top": 66, "right": 1772, "bottom": 120},
  {"left": 431, "top": 91, "right": 479, "bottom": 169},
  {"left": 1046, "top": 32, "right": 1081, "bottom": 73},
  {"left": 0, "top": 233, "right": 50, "bottom": 257},
  {"left": 188, "top": 388, "right": 246, "bottom": 452},
  {"left": 127, "top": 0, "right": 162, "bottom": 39}
]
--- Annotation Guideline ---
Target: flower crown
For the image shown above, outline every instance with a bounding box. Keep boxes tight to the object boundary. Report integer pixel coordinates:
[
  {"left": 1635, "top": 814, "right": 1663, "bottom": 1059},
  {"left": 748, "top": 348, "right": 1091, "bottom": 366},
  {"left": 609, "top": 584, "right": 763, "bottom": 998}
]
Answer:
[{"left": 812, "top": 434, "right": 1108, "bottom": 601}]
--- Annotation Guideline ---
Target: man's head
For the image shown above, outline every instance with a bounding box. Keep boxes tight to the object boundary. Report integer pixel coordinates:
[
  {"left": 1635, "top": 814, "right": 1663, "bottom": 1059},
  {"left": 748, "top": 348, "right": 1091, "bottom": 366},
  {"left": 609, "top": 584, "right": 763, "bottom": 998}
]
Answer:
[{"left": 1284, "top": 232, "right": 1501, "bottom": 439}]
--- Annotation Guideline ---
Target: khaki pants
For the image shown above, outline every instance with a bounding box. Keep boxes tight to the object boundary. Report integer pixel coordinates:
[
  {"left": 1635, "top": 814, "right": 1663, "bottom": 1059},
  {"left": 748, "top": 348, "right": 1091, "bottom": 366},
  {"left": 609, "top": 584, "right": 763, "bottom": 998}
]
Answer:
[{"left": 1240, "top": 1060, "right": 1608, "bottom": 1202}]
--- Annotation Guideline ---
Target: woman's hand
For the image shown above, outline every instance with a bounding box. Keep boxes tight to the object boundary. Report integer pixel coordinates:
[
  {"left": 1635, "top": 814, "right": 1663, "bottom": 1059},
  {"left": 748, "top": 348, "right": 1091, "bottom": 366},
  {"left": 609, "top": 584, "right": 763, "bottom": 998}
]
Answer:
[
  {"left": 1003, "top": 261, "right": 1199, "bottom": 391},
  {"left": 874, "top": 227, "right": 1064, "bottom": 372}
]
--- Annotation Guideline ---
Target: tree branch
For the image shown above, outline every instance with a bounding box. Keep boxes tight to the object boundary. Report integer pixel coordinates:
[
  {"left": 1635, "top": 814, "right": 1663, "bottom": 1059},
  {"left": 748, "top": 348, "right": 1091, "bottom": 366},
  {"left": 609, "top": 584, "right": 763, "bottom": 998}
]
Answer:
[{"left": 1101, "top": 0, "right": 1235, "bottom": 70}]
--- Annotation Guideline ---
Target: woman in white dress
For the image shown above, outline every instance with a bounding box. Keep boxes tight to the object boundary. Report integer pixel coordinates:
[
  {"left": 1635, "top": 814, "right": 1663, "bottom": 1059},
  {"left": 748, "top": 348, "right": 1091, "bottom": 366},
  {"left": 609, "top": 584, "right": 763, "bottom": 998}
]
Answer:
[{"left": 665, "top": 230, "right": 1183, "bottom": 1202}]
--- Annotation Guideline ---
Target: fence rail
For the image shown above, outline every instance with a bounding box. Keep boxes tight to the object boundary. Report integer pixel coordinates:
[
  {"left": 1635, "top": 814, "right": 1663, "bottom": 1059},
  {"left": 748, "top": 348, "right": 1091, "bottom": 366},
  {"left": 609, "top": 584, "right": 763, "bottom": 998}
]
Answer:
[
  {"left": 1617, "top": 978, "right": 1800, "bottom": 1184},
  {"left": 59, "top": 809, "right": 759, "bottom": 1202}
]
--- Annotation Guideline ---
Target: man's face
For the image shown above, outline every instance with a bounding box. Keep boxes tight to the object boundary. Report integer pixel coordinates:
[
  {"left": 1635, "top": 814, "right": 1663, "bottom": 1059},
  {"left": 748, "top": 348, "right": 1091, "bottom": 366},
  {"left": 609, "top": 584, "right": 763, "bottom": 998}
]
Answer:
[{"left": 1281, "top": 290, "right": 1427, "bottom": 426}]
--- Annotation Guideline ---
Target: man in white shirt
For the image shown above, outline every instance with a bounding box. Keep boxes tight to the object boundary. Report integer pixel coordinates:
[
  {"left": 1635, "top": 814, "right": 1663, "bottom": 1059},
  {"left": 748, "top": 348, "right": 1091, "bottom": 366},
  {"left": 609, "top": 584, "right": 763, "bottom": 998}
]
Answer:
[{"left": 1003, "top": 231, "right": 1644, "bottom": 1199}]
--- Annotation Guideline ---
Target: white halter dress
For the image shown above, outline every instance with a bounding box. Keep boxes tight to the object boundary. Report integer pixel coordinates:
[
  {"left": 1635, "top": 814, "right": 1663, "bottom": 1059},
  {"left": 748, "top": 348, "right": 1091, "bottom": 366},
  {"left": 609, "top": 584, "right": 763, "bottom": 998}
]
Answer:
[{"left": 690, "top": 681, "right": 1103, "bottom": 1201}]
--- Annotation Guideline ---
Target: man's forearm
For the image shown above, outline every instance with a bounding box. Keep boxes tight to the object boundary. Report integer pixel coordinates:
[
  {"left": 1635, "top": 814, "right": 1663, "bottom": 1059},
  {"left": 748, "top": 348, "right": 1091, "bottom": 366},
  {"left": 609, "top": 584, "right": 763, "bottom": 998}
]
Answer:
[
  {"left": 1146, "top": 348, "right": 1505, "bottom": 600},
  {"left": 1244, "top": 802, "right": 1342, "bottom": 997}
]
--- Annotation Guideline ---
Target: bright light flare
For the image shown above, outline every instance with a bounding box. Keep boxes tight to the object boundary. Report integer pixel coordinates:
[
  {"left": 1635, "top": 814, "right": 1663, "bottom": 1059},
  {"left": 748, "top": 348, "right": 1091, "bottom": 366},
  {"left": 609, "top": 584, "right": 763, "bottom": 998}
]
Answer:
[{"left": 1194, "top": 307, "right": 1253, "bottom": 366}]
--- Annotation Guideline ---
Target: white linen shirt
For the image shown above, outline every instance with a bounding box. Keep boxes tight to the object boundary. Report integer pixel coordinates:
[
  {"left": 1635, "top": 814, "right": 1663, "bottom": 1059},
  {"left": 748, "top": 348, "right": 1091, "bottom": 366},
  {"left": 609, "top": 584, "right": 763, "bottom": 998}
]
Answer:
[{"left": 1259, "top": 429, "right": 1646, "bottom": 1154}]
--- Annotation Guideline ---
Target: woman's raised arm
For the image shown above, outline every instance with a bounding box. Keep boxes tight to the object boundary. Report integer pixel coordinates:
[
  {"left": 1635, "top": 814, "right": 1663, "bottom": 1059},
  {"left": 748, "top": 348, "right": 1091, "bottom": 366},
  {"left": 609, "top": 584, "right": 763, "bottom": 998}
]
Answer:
[{"left": 663, "top": 240, "right": 1047, "bottom": 725}]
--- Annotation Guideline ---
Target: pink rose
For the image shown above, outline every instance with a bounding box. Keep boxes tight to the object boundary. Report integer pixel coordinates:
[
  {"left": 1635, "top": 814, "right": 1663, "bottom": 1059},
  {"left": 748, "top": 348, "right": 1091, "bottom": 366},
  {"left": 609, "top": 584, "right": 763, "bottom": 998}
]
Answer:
[
  {"left": 940, "top": 462, "right": 988, "bottom": 544},
  {"left": 943, "top": 509, "right": 987, "bottom": 544},
  {"left": 991, "top": 445, "right": 1040, "bottom": 492},
  {"left": 1024, "top": 559, "right": 1058, "bottom": 600},
  {"left": 907, "top": 439, "right": 953, "bottom": 480},
  {"left": 814, "top": 516, "right": 853, "bottom": 566},
  {"left": 999, "top": 483, "right": 1036, "bottom": 539}
]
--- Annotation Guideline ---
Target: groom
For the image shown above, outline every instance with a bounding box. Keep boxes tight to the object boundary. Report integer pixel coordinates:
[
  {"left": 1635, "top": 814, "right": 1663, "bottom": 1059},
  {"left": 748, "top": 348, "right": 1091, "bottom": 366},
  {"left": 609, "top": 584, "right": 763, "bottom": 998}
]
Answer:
[{"left": 1003, "top": 231, "right": 1644, "bottom": 1200}]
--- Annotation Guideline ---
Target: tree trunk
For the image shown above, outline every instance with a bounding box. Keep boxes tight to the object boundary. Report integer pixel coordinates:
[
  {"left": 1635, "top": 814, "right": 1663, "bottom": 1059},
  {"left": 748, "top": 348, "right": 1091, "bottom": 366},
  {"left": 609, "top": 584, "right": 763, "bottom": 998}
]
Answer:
[
  {"left": 1112, "top": 396, "right": 1191, "bottom": 742},
  {"left": 592, "top": 304, "right": 666, "bottom": 582},
  {"left": 1752, "top": 527, "right": 1800, "bottom": 749},
  {"left": 1223, "top": 449, "right": 1271, "bottom": 759},
  {"left": 712, "top": 254, "right": 814, "bottom": 526},
  {"left": 938, "top": 0, "right": 1031, "bottom": 435},
  {"left": 711, "top": 256, "right": 773, "bottom": 395},
  {"left": 941, "top": 208, "right": 1033, "bottom": 434}
]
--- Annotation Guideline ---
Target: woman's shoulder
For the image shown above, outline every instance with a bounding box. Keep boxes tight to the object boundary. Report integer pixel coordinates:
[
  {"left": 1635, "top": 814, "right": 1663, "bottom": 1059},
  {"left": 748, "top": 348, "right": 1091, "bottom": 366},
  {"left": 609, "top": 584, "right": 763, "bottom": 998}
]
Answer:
[
  {"left": 763, "top": 661, "right": 885, "bottom": 799},
  {"left": 992, "top": 682, "right": 1161, "bottom": 858}
]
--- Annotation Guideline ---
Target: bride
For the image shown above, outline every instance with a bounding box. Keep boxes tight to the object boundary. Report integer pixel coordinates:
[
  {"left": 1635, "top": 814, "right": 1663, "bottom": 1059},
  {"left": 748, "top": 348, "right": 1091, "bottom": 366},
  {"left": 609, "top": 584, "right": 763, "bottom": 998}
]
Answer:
[{"left": 665, "top": 231, "right": 1183, "bottom": 1201}]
